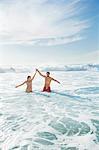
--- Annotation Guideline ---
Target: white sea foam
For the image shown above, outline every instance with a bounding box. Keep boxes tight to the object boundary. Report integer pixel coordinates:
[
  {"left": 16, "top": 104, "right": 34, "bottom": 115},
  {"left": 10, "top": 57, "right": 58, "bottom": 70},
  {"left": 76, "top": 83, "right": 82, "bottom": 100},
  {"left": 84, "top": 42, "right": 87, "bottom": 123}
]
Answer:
[
  {"left": 0, "top": 64, "right": 99, "bottom": 73},
  {"left": 0, "top": 68, "right": 99, "bottom": 150}
]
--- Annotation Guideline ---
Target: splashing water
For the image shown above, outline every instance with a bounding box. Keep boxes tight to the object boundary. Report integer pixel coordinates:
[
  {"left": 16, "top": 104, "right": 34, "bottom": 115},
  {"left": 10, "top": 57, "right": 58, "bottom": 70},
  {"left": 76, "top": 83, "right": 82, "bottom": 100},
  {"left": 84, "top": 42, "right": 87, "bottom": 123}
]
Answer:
[{"left": 0, "top": 70, "right": 99, "bottom": 150}]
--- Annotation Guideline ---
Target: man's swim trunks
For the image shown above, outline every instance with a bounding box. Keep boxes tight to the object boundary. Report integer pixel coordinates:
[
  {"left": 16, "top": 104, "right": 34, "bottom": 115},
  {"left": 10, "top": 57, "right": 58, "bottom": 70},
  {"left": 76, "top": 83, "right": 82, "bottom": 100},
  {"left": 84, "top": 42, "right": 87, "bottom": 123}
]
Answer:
[{"left": 43, "top": 86, "right": 51, "bottom": 92}]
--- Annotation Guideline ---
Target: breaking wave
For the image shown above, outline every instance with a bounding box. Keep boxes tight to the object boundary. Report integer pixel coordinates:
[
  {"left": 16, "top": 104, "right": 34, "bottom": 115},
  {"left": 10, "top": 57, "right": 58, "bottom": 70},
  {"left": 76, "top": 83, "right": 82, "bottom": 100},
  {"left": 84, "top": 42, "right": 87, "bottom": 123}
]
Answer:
[{"left": 0, "top": 64, "right": 99, "bottom": 73}]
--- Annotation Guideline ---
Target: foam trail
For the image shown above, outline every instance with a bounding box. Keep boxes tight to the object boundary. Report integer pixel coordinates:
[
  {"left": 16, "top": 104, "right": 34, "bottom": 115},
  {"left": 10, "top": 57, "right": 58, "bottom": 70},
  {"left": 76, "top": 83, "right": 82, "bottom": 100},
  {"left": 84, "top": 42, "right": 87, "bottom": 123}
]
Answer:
[{"left": 0, "top": 69, "right": 99, "bottom": 150}]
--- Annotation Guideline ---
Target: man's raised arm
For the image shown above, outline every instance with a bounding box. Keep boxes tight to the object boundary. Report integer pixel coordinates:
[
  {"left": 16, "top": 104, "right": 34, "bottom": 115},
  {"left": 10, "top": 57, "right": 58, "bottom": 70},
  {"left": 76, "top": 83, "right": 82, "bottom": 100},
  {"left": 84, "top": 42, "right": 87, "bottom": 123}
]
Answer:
[{"left": 36, "top": 69, "right": 46, "bottom": 78}]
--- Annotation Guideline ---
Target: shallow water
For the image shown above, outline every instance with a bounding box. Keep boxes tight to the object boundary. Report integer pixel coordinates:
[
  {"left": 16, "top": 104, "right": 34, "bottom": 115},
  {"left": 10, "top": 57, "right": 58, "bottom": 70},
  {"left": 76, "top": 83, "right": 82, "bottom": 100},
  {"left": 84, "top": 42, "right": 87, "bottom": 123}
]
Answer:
[{"left": 0, "top": 71, "right": 99, "bottom": 150}]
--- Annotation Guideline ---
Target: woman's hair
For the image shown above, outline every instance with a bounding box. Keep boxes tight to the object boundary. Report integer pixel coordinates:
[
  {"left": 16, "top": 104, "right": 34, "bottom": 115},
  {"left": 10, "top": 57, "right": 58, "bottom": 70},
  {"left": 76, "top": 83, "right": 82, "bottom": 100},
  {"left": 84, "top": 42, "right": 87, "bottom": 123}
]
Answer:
[{"left": 27, "top": 76, "right": 31, "bottom": 79}]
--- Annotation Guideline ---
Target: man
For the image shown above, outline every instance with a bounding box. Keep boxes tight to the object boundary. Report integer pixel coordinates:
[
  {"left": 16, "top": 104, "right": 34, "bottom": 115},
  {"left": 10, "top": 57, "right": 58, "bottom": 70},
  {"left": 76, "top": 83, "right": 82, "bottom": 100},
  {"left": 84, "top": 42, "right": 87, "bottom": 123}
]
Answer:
[{"left": 36, "top": 69, "right": 60, "bottom": 92}]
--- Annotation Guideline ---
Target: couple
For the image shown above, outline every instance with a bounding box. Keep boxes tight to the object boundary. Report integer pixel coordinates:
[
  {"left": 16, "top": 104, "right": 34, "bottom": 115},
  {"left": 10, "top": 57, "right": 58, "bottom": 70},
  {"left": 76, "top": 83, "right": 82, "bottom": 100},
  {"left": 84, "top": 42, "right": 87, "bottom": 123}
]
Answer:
[{"left": 16, "top": 69, "right": 60, "bottom": 93}]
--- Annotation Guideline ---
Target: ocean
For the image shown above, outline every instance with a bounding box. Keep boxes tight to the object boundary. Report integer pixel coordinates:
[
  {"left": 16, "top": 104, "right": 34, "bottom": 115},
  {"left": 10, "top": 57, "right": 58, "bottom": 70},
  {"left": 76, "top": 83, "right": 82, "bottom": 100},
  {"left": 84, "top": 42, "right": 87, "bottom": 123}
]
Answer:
[{"left": 0, "top": 64, "right": 99, "bottom": 150}]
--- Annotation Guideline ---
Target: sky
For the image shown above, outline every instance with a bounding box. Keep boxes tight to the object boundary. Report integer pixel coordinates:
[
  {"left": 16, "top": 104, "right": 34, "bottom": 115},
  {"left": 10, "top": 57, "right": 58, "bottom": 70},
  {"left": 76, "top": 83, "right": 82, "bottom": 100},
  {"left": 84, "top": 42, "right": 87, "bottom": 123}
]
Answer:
[{"left": 0, "top": 0, "right": 99, "bottom": 66}]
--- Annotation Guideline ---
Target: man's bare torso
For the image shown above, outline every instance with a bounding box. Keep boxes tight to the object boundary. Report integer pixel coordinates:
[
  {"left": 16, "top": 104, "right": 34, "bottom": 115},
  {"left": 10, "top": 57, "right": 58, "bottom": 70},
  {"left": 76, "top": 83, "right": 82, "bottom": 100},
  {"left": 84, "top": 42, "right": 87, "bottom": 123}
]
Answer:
[{"left": 44, "top": 77, "right": 52, "bottom": 89}]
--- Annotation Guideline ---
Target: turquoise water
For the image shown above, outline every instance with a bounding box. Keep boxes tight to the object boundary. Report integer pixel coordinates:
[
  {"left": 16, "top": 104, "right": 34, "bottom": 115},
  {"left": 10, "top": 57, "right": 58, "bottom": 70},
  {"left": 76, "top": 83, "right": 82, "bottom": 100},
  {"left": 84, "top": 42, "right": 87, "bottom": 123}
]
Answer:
[{"left": 0, "top": 71, "right": 99, "bottom": 150}]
